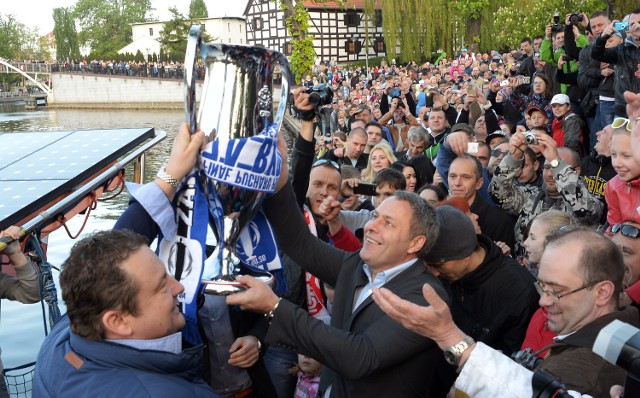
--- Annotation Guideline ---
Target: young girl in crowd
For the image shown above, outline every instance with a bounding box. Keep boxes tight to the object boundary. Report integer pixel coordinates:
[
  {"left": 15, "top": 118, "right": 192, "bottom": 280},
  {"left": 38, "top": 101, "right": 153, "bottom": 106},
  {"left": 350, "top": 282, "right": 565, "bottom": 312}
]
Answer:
[
  {"left": 605, "top": 120, "right": 640, "bottom": 228},
  {"left": 520, "top": 210, "right": 577, "bottom": 356},
  {"left": 289, "top": 354, "right": 322, "bottom": 398}
]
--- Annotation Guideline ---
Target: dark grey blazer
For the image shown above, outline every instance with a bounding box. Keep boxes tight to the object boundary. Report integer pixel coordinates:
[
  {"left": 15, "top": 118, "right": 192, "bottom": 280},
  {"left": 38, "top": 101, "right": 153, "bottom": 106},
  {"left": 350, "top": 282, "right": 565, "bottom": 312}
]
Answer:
[{"left": 263, "top": 183, "right": 447, "bottom": 397}]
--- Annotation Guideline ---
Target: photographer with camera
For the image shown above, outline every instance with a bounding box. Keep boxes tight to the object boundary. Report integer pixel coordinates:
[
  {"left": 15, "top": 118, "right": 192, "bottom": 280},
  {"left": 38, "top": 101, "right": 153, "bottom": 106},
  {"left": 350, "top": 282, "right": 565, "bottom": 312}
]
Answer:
[
  {"left": 573, "top": 11, "right": 613, "bottom": 148},
  {"left": 542, "top": 12, "right": 589, "bottom": 127},
  {"left": 591, "top": 8, "right": 640, "bottom": 119},
  {"left": 489, "top": 129, "right": 602, "bottom": 261}
]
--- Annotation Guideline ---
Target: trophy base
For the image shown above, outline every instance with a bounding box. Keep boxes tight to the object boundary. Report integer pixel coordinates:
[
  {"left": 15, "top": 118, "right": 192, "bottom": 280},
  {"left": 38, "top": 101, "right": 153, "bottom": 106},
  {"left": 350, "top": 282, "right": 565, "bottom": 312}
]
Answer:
[{"left": 202, "top": 273, "right": 275, "bottom": 296}]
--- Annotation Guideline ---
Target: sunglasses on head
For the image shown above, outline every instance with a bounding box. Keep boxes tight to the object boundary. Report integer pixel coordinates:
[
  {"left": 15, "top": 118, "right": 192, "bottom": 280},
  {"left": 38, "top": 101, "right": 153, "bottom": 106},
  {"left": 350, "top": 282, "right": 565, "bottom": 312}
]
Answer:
[
  {"left": 611, "top": 117, "right": 633, "bottom": 132},
  {"left": 611, "top": 224, "right": 640, "bottom": 238},
  {"left": 313, "top": 159, "right": 341, "bottom": 171}
]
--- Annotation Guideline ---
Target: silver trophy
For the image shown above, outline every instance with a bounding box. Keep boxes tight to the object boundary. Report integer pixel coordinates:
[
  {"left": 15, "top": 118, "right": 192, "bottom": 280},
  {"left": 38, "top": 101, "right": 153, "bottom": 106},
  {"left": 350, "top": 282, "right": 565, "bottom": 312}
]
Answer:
[{"left": 184, "top": 26, "right": 291, "bottom": 295}]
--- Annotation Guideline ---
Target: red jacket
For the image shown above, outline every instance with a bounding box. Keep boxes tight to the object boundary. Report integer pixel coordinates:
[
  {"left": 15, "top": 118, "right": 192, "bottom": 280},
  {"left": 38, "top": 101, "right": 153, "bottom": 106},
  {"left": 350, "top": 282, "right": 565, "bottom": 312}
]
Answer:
[
  {"left": 604, "top": 175, "right": 640, "bottom": 226},
  {"left": 605, "top": 175, "right": 640, "bottom": 303},
  {"left": 328, "top": 226, "right": 362, "bottom": 252},
  {"left": 521, "top": 307, "right": 556, "bottom": 357}
]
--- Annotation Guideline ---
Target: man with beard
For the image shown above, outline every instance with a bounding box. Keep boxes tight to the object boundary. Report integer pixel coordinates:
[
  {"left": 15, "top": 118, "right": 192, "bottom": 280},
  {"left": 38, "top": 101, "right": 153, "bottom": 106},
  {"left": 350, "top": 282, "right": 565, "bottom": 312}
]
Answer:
[{"left": 489, "top": 130, "right": 603, "bottom": 263}]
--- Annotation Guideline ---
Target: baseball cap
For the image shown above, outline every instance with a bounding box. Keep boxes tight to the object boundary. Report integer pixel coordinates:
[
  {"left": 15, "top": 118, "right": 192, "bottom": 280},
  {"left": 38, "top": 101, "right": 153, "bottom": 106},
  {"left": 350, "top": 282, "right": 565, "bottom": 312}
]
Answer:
[
  {"left": 550, "top": 94, "right": 570, "bottom": 105},
  {"left": 423, "top": 206, "right": 478, "bottom": 264},
  {"left": 450, "top": 123, "right": 475, "bottom": 136},
  {"left": 485, "top": 130, "right": 510, "bottom": 145}
]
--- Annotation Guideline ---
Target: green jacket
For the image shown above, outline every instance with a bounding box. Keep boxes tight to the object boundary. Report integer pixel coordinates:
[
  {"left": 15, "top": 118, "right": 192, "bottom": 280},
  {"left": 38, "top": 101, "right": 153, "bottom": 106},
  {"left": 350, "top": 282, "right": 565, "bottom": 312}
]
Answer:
[{"left": 540, "top": 36, "right": 588, "bottom": 94}]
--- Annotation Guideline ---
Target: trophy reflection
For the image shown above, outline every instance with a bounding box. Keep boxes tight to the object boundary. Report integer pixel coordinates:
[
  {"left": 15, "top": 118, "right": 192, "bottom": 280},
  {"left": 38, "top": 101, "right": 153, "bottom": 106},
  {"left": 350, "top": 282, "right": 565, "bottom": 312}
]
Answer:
[{"left": 184, "top": 26, "right": 291, "bottom": 295}]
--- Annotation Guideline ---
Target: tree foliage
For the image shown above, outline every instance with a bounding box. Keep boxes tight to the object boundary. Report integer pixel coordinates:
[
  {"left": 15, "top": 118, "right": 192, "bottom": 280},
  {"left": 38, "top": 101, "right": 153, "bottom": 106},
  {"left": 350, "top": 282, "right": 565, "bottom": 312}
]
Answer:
[
  {"left": 53, "top": 7, "right": 81, "bottom": 61},
  {"left": 0, "top": 13, "right": 51, "bottom": 61},
  {"left": 158, "top": 7, "right": 213, "bottom": 62},
  {"left": 189, "top": 0, "right": 209, "bottom": 19},
  {"left": 275, "top": 0, "right": 316, "bottom": 84},
  {"left": 377, "top": 0, "right": 456, "bottom": 64},
  {"left": 493, "top": 0, "right": 606, "bottom": 49},
  {"left": 73, "top": 0, "right": 152, "bottom": 58}
]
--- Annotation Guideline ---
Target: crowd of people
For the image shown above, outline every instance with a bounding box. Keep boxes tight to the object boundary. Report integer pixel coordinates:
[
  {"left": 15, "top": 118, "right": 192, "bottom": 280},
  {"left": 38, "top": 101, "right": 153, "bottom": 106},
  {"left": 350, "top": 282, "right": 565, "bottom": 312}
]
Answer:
[{"left": 0, "top": 7, "right": 639, "bottom": 398}]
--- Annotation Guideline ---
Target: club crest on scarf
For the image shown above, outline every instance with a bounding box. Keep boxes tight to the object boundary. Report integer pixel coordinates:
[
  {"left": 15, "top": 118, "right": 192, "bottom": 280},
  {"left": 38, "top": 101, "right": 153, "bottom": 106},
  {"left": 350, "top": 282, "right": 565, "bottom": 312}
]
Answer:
[{"left": 202, "top": 122, "right": 285, "bottom": 294}]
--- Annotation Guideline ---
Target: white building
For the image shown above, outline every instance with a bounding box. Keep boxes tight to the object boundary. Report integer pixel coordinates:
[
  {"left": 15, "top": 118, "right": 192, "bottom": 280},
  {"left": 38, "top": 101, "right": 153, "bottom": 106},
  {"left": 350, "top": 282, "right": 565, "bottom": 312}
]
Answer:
[
  {"left": 118, "top": 17, "right": 246, "bottom": 59},
  {"left": 244, "top": 0, "right": 386, "bottom": 64}
]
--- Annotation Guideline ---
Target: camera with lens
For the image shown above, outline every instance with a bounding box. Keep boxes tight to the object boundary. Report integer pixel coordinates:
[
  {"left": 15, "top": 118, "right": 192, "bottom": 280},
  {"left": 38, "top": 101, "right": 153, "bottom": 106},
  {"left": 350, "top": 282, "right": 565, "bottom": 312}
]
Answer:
[
  {"left": 569, "top": 12, "right": 584, "bottom": 25},
  {"left": 532, "top": 369, "right": 573, "bottom": 398},
  {"left": 551, "top": 12, "right": 564, "bottom": 33},
  {"left": 512, "top": 348, "right": 544, "bottom": 370},
  {"left": 524, "top": 131, "right": 538, "bottom": 145},
  {"left": 305, "top": 84, "right": 334, "bottom": 107}
]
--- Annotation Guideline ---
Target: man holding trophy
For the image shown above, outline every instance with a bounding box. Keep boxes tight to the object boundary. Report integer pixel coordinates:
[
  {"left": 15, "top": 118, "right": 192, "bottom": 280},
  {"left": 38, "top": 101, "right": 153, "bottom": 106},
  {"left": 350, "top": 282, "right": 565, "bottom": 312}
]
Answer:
[{"left": 225, "top": 87, "right": 447, "bottom": 397}]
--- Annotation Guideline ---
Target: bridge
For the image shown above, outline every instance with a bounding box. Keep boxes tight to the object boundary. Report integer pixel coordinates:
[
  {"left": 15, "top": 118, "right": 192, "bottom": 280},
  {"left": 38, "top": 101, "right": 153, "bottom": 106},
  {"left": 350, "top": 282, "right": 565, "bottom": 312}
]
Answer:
[{"left": 0, "top": 59, "right": 52, "bottom": 95}]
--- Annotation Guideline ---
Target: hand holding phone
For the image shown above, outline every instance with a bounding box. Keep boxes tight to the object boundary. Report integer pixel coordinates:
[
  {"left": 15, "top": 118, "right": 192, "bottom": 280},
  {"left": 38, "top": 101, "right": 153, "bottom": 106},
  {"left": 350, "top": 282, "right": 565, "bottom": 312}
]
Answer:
[
  {"left": 614, "top": 21, "right": 629, "bottom": 32},
  {"left": 467, "top": 142, "right": 479, "bottom": 154},
  {"left": 353, "top": 183, "right": 378, "bottom": 196}
]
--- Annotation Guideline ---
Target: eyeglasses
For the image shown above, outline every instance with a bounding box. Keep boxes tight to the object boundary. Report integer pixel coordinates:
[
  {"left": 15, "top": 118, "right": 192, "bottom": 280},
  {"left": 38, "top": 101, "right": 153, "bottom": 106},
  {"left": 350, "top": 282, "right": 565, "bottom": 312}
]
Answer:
[
  {"left": 611, "top": 117, "right": 633, "bottom": 132},
  {"left": 491, "top": 149, "right": 509, "bottom": 157},
  {"left": 312, "top": 159, "right": 341, "bottom": 171},
  {"left": 611, "top": 224, "right": 640, "bottom": 238},
  {"left": 532, "top": 81, "right": 545, "bottom": 86},
  {"left": 534, "top": 280, "right": 601, "bottom": 302}
]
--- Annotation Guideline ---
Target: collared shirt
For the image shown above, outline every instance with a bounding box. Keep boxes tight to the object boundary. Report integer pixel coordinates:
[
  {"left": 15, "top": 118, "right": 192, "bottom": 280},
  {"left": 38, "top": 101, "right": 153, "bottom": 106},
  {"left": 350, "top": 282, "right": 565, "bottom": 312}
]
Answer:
[
  {"left": 325, "top": 259, "right": 416, "bottom": 397},
  {"left": 108, "top": 332, "right": 183, "bottom": 355},
  {"left": 352, "top": 259, "right": 415, "bottom": 312}
]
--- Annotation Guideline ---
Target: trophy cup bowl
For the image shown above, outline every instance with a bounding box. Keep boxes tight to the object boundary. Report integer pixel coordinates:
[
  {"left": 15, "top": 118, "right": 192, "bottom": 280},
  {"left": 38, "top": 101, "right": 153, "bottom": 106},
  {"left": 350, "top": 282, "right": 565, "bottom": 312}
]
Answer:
[{"left": 185, "top": 26, "right": 291, "bottom": 295}]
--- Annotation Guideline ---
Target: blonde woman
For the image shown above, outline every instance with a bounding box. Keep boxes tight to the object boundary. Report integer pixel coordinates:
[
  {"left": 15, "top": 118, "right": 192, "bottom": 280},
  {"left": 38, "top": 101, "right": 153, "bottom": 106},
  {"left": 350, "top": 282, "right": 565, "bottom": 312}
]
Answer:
[{"left": 361, "top": 143, "right": 397, "bottom": 183}]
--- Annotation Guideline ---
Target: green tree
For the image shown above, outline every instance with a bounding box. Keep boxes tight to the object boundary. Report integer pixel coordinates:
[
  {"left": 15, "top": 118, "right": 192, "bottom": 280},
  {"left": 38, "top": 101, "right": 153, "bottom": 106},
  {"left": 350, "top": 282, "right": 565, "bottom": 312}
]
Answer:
[
  {"left": 275, "top": 0, "right": 316, "bottom": 84},
  {"left": 53, "top": 7, "right": 81, "bottom": 61},
  {"left": 158, "top": 7, "right": 213, "bottom": 61},
  {"left": 0, "top": 13, "right": 29, "bottom": 59},
  {"left": 73, "top": 0, "right": 152, "bottom": 58},
  {"left": 493, "top": 0, "right": 606, "bottom": 50},
  {"left": 376, "top": 0, "right": 456, "bottom": 64},
  {"left": 189, "top": 0, "right": 208, "bottom": 19}
]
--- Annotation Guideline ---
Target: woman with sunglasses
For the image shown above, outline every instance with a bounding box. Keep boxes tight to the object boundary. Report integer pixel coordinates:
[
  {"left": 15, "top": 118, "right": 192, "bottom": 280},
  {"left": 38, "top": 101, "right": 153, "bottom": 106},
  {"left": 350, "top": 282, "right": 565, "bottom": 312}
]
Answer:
[{"left": 604, "top": 120, "right": 640, "bottom": 233}]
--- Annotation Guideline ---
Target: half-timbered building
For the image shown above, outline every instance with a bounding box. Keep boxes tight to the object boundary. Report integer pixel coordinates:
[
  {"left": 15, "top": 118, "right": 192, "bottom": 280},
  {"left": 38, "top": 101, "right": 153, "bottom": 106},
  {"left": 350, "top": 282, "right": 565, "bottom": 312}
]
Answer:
[{"left": 244, "top": 0, "right": 386, "bottom": 64}]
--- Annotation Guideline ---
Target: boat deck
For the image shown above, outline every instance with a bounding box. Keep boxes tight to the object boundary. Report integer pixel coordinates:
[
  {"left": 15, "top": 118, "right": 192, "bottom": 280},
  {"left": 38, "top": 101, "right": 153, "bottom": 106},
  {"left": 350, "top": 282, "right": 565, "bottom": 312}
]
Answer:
[{"left": 0, "top": 128, "right": 157, "bottom": 230}]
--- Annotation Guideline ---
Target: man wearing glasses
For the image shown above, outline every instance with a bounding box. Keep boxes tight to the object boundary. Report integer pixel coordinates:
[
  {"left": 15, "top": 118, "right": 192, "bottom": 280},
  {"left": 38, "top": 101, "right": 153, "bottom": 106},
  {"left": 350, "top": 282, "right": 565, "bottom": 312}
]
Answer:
[
  {"left": 532, "top": 227, "right": 637, "bottom": 396},
  {"left": 374, "top": 227, "right": 639, "bottom": 397}
]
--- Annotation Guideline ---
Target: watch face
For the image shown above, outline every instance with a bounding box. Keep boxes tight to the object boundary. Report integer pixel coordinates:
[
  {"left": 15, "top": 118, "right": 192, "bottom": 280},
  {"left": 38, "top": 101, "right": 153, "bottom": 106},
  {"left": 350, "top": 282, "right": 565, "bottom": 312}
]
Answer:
[{"left": 443, "top": 350, "right": 458, "bottom": 365}]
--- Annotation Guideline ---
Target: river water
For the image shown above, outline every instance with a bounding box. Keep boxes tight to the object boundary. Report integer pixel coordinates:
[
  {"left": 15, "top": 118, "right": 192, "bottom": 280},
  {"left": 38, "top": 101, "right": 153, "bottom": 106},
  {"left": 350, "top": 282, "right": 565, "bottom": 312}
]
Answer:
[{"left": 0, "top": 103, "right": 183, "bottom": 383}]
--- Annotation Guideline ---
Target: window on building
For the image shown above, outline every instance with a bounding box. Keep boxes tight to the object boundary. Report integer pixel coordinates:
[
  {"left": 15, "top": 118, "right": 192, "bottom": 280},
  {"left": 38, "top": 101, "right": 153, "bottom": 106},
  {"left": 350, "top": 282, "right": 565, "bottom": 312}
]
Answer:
[
  {"left": 375, "top": 10, "right": 383, "bottom": 27},
  {"left": 374, "top": 37, "right": 386, "bottom": 53},
  {"left": 228, "top": 23, "right": 231, "bottom": 32},
  {"left": 240, "top": 25, "right": 242, "bottom": 33},
  {"left": 252, "top": 17, "right": 264, "bottom": 30},
  {"left": 149, "top": 28, "right": 153, "bottom": 36},
  {"left": 345, "top": 11, "right": 359, "bottom": 27},
  {"left": 345, "top": 39, "right": 361, "bottom": 54}
]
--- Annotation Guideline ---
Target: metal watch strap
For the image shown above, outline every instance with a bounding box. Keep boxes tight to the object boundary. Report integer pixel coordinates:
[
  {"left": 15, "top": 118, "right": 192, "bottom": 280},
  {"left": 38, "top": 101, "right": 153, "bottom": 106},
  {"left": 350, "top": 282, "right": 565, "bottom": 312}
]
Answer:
[
  {"left": 157, "top": 167, "right": 181, "bottom": 188},
  {"left": 444, "top": 335, "right": 475, "bottom": 366}
]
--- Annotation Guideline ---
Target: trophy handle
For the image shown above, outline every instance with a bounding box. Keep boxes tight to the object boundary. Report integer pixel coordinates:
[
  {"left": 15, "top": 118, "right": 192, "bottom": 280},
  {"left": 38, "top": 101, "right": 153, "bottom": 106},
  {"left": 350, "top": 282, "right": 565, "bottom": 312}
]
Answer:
[
  {"left": 184, "top": 25, "right": 202, "bottom": 135},
  {"left": 271, "top": 54, "right": 292, "bottom": 130}
]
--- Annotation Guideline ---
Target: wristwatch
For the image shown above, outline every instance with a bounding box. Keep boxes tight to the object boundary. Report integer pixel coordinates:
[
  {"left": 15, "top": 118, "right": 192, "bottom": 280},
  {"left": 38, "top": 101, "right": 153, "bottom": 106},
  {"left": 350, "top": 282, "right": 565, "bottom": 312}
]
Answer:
[
  {"left": 157, "top": 167, "right": 181, "bottom": 188},
  {"left": 443, "top": 335, "right": 475, "bottom": 366},
  {"left": 549, "top": 158, "right": 559, "bottom": 168}
]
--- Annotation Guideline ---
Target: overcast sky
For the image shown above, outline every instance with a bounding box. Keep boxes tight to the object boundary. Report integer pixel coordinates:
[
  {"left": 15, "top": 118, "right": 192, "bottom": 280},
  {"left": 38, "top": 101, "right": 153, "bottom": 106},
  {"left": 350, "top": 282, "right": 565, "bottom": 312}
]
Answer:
[{"left": 2, "top": 0, "right": 248, "bottom": 34}]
